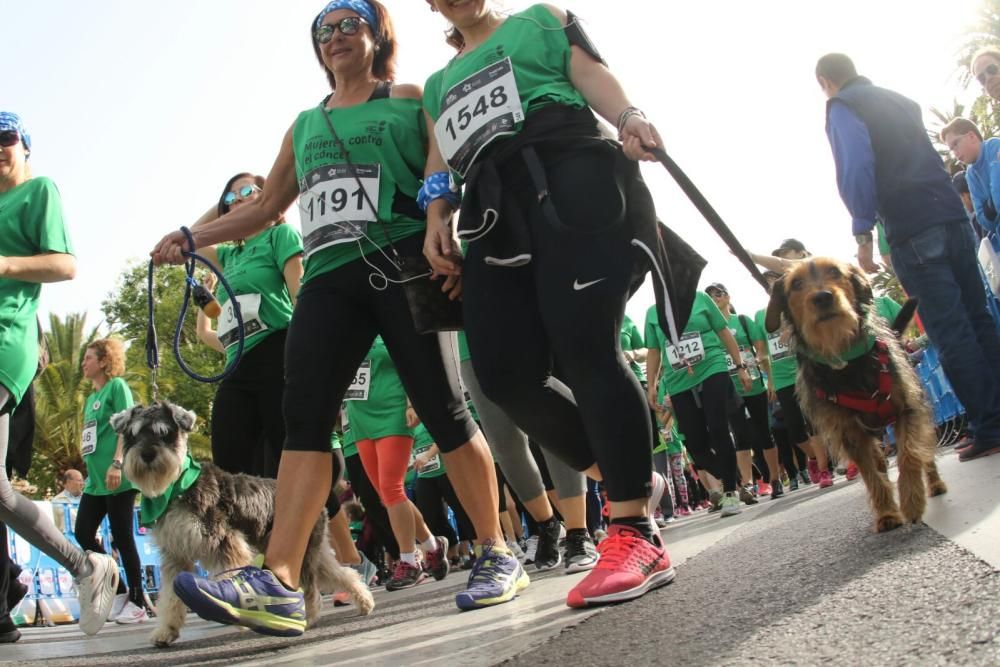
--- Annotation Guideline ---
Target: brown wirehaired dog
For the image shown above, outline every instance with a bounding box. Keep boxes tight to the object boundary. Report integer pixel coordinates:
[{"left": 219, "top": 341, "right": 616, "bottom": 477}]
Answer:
[{"left": 765, "top": 258, "right": 947, "bottom": 532}]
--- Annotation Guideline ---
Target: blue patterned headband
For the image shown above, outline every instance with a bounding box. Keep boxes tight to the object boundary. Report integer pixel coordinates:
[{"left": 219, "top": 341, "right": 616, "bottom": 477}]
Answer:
[
  {"left": 0, "top": 112, "right": 31, "bottom": 153},
  {"left": 315, "top": 0, "right": 379, "bottom": 36}
]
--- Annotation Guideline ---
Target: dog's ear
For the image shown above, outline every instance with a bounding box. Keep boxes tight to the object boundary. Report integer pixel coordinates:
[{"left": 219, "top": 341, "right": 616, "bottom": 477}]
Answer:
[
  {"left": 849, "top": 265, "right": 874, "bottom": 310},
  {"left": 109, "top": 406, "right": 141, "bottom": 434},
  {"left": 168, "top": 404, "right": 197, "bottom": 432},
  {"left": 764, "top": 277, "right": 787, "bottom": 333}
]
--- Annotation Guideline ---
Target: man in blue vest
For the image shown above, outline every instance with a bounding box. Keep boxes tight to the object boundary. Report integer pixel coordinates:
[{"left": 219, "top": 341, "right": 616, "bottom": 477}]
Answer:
[{"left": 817, "top": 52, "right": 1000, "bottom": 462}]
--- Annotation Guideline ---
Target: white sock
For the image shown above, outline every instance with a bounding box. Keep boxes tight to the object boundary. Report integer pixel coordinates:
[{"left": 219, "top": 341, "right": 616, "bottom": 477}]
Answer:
[
  {"left": 420, "top": 537, "right": 438, "bottom": 553},
  {"left": 400, "top": 552, "right": 419, "bottom": 567}
]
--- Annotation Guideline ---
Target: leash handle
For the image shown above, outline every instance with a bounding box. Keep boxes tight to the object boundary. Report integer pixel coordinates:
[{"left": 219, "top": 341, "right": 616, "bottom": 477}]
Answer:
[
  {"left": 645, "top": 146, "right": 771, "bottom": 293},
  {"left": 146, "top": 227, "right": 246, "bottom": 387}
]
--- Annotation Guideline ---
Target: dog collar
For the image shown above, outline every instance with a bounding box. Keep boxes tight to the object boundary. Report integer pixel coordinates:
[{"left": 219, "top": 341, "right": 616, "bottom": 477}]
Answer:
[
  {"left": 814, "top": 338, "right": 897, "bottom": 426},
  {"left": 140, "top": 455, "right": 202, "bottom": 528},
  {"left": 803, "top": 330, "right": 876, "bottom": 369}
]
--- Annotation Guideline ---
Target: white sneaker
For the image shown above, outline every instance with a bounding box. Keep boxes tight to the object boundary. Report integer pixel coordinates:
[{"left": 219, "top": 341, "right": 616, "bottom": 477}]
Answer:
[
  {"left": 720, "top": 492, "right": 743, "bottom": 517},
  {"left": 523, "top": 536, "right": 539, "bottom": 565},
  {"left": 647, "top": 472, "right": 667, "bottom": 520},
  {"left": 115, "top": 600, "right": 148, "bottom": 624},
  {"left": 506, "top": 539, "right": 526, "bottom": 562},
  {"left": 107, "top": 593, "right": 128, "bottom": 621},
  {"left": 76, "top": 552, "right": 119, "bottom": 635}
]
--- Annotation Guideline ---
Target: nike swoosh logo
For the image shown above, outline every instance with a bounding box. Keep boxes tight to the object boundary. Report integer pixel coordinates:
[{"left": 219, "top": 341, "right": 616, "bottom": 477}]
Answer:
[{"left": 573, "top": 278, "right": 607, "bottom": 291}]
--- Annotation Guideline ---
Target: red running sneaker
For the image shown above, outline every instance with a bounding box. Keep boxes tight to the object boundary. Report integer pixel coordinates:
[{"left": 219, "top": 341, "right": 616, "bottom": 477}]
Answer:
[
  {"left": 845, "top": 463, "right": 859, "bottom": 481},
  {"left": 819, "top": 470, "right": 834, "bottom": 488},
  {"left": 807, "top": 458, "right": 821, "bottom": 484},
  {"left": 757, "top": 481, "right": 772, "bottom": 497},
  {"left": 565, "top": 525, "right": 675, "bottom": 608}
]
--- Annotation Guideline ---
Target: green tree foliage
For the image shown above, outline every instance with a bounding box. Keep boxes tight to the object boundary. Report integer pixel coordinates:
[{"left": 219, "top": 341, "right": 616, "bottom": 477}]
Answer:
[
  {"left": 101, "top": 261, "right": 222, "bottom": 460},
  {"left": 30, "top": 313, "right": 101, "bottom": 495}
]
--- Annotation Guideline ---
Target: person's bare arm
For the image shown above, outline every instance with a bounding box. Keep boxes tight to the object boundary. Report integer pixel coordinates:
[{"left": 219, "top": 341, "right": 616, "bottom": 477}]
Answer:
[
  {"left": 0, "top": 253, "right": 76, "bottom": 283},
  {"left": 283, "top": 254, "right": 304, "bottom": 305}
]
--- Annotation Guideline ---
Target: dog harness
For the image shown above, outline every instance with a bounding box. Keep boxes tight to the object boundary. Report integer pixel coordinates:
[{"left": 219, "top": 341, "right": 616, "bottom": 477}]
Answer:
[{"left": 814, "top": 339, "right": 897, "bottom": 426}]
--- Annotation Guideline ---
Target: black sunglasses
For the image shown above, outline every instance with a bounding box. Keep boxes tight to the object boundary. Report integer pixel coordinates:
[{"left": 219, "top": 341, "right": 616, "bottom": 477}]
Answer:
[
  {"left": 314, "top": 16, "right": 368, "bottom": 44},
  {"left": 977, "top": 63, "right": 999, "bottom": 86},
  {"left": 0, "top": 131, "right": 20, "bottom": 148}
]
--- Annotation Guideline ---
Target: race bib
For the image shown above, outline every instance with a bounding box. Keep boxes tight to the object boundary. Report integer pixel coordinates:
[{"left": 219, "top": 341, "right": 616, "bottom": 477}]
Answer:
[
  {"left": 729, "top": 349, "right": 761, "bottom": 381},
  {"left": 81, "top": 420, "right": 97, "bottom": 456},
  {"left": 218, "top": 294, "right": 267, "bottom": 349},
  {"left": 666, "top": 332, "right": 705, "bottom": 371},
  {"left": 298, "top": 164, "right": 381, "bottom": 257},
  {"left": 344, "top": 360, "right": 371, "bottom": 401},
  {"left": 414, "top": 444, "right": 441, "bottom": 475},
  {"left": 768, "top": 331, "right": 791, "bottom": 361},
  {"left": 435, "top": 58, "right": 525, "bottom": 177}
]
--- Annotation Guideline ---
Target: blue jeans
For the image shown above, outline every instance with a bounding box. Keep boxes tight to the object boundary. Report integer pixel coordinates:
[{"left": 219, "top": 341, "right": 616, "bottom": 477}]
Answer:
[{"left": 892, "top": 222, "right": 1000, "bottom": 443}]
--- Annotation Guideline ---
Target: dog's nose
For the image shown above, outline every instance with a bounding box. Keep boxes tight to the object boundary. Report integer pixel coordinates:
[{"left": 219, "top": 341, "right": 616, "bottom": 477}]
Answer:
[
  {"left": 812, "top": 290, "right": 834, "bottom": 309},
  {"left": 141, "top": 449, "right": 157, "bottom": 463}
]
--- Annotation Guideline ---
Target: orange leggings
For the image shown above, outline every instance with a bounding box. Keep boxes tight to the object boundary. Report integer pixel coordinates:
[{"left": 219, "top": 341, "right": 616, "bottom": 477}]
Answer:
[{"left": 356, "top": 435, "right": 414, "bottom": 507}]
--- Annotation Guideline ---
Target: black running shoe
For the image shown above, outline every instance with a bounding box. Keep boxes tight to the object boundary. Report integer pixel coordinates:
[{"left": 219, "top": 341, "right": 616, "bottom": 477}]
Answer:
[
  {"left": 770, "top": 479, "right": 784, "bottom": 499},
  {"left": 424, "top": 536, "right": 450, "bottom": 581},
  {"left": 533, "top": 519, "right": 563, "bottom": 571},
  {"left": 385, "top": 561, "right": 427, "bottom": 591},
  {"left": 563, "top": 529, "right": 599, "bottom": 574}
]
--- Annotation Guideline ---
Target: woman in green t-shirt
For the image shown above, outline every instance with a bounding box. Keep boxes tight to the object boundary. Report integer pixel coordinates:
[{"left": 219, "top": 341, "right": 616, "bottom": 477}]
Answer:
[
  {"left": 0, "top": 110, "right": 119, "bottom": 637},
  {"left": 154, "top": 1, "right": 513, "bottom": 626},
  {"left": 74, "top": 338, "right": 149, "bottom": 624},
  {"left": 421, "top": 0, "right": 675, "bottom": 610},
  {"left": 193, "top": 172, "right": 304, "bottom": 478},
  {"left": 645, "top": 292, "right": 753, "bottom": 518}
]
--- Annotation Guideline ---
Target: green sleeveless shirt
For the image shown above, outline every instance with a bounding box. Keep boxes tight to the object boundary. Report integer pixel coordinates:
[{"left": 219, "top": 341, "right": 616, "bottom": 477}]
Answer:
[{"left": 292, "top": 95, "right": 428, "bottom": 284}]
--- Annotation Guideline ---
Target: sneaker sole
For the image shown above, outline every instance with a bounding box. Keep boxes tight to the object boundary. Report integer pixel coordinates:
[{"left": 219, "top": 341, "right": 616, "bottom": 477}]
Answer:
[
  {"left": 534, "top": 554, "right": 563, "bottom": 572},
  {"left": 174, "top": 580, "right": 305, "bottom": 637},
  {"left": 564, "top": 557, "right": 599, "bottom": 574},
  {"left": 720, "top": 508, "right": 742, "bottom": 517},
  {"left": 385, "top": 573, "right": 429, "bottom": 591},
  {"left": 567, "top": 566, "right": 676, "bottom": 608},
  {"left": 455, "top": 569, "right": 530, "bottom": 611},
  {"left": 79, "top": 556, "right": 120, "bottom": 636},
  {"left": 959, "top": 444, "right": 1000, "bottom": 461}
]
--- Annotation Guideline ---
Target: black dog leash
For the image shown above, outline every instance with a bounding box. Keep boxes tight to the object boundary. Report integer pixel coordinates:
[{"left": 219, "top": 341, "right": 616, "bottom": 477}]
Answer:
[
  {"left": 646, "top": 146, "right": 771, "bottom": 293},
  {"left": 146, "top": 226, "right": 246, "bottom": 394}
]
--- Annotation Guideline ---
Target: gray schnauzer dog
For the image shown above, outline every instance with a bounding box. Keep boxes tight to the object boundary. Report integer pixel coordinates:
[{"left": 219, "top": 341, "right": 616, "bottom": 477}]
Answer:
[{"left": 110, "top": 401, "right": 374, "bottom": 647}]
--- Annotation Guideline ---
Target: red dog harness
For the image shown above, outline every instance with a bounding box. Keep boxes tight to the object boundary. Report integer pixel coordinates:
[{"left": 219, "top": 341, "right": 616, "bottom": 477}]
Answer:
[{"left": 814, "top": 339, "right": 897, "bottom": 426}]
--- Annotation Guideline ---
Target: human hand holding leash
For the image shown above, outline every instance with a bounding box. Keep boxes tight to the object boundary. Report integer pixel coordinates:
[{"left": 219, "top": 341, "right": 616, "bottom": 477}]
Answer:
[{"left": 621, "top": 115, "right": 662, "bottom": 162}]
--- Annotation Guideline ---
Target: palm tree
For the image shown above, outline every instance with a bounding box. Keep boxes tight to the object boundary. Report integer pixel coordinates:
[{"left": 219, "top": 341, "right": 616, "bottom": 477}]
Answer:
[{"left": 31, "top": 313, "right": 101, "bottom": 494}]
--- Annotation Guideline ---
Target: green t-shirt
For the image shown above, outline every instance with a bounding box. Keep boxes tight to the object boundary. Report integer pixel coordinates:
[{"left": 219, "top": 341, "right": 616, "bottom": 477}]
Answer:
[
  {"left": 215, "top": 224, "right": 302, "bottom": 366},
  {"left": 344, "top": 337, "right": 409, "bottom": 440},
  {"left": 411, "top": 423, "right": 446, "bottom": 479},
  {"left": 621, "top": 314, "right": 647, "bottom": 383},
  {"left": 725, "top": 313, "right": 766, "bottom": 397},
  {"left": 341, "top": 415, "right": 358, "bottom": 458},
  {"left": 330, "top": 430, "right": 342, "bottom": 451},
  {"left": 0, "top": 177, "right": 74, "bottom": 408},
  {"left": 874, "top": 295, "right": 902, "bottom": 325},
  {"left": 292, "top": 97, "right": 428, "bottom": 284},
  {"left": 82, "top": 377, "right": 135, "bottom": 496},
  {"left": 423, "top": 4, "right": 588, "bottom": 179},
  {"left": 876, "top": 220, "right": 891, "bottom": 258},
  {"left": 645, "top": 292, "right": 730, "bottom": 397},
  {"left": 754, "top": 309, "right": 798, "bottom": 391}
]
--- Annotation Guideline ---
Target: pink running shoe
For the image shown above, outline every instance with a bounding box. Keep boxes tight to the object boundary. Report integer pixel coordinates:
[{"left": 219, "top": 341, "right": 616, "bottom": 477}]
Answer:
[
  {"left": 807, "top": 458, "right": 822, "bottom": 484},
  {"left": 565, "top": 525, "right": 675, "bottom": 609},
  {"left": 676, "top": 505, "right": 692, "bottom": 517},
  {"left": 845, "top": 463, "right": 859, "bottom": 481},
  {"left": 819, "top": 470, "right": 834, "bottom": 488}
]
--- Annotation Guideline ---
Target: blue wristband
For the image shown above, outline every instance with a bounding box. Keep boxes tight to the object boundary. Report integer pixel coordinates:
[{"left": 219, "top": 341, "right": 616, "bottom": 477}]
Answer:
[{"left": 418, "top": 171, "right": 461, "bottom": 212}]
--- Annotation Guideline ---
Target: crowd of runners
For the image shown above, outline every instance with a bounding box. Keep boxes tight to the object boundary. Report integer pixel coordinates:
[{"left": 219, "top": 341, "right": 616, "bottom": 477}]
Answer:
[{"left": 2, "top": 0, "right": 1000, "bottom": 647}]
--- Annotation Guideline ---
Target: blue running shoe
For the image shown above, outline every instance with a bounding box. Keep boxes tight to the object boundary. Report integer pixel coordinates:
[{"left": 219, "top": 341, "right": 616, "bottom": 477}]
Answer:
[
  {"left": 172, "top": 566, "right": 306, "bottom": 637},
  {"left": 455, "top": 543, "right": 530, "bottom": 611}
]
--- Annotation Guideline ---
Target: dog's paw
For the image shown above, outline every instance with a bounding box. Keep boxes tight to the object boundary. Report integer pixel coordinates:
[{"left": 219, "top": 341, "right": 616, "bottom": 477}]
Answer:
[
  {"left": 150, "top": 626, "right": 180, "bottom": 648},
  {"left": 927, "top": 480, "right": 948, "bottom": 497},
  {"left": 355, "top": 590, "right": 375, "bottom": 616},
  {"left": 874, "top": 512, "right": 904, "bottom": 533}
]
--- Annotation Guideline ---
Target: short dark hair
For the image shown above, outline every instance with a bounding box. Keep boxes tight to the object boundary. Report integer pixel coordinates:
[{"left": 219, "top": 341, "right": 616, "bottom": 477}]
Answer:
[
  {"left": 310, "top": 0, "right": 397, "bottom": 91},
  {"left": 940, "top": 117, "right": 984, "bottom": 143},
  {"left": 816, "top": 53, "right": 858, "bottom": 87}
]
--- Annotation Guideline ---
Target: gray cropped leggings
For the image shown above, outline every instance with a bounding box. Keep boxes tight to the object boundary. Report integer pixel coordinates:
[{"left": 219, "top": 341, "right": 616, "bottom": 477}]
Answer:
[
  {"left": 1, "top": 385, "right": 88, "bottom": 576},
  {"left": 460, "top": 359, "right": 585, "bottom": 503}
]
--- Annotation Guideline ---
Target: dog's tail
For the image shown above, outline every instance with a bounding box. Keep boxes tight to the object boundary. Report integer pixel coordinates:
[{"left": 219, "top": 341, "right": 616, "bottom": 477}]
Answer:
[{"left": 891, "top": 298, "right": 919, "bottom": 338}]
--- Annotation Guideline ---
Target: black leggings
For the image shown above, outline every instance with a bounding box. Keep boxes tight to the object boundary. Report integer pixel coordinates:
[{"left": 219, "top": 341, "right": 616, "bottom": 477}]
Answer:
[
  {"left": 211, "top": 330, "right": 286, "bottom": 478},
  {"left": 324, "top": 448, "right": 345, "bottom": 519},
  {"left": 74, "top": 491, "right": 144, "bottom": 606},
  {"left": 345, "top": 452, "right": 399, "bottom": 560},
  {"left": 463, "top": 149, "right": 653, "bottom": 502},
  {"left": 775, "top": 386, "right": 812, "bottom": 447},
  {"left": 730, "top": 391, "right": 776, "bottom": 482},
  {"left": 283, "top": 234, "right": 476, "bottom": 455},
  {"left": 415, "top": 475, "right": 475, "bottom": 545},
  {"left": 671, "top": 372, "right": 739, "bottom": 492}
]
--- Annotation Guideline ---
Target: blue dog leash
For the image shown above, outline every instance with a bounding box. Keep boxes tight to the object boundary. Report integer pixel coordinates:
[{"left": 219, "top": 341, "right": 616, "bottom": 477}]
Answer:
[{"left": 146, "top": 226, "right": 245, "bottom": 393}]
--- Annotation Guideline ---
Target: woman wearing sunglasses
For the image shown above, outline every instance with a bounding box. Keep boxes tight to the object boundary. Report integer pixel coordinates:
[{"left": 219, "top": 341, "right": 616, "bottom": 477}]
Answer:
[
  {"left": 153, "top": 0, "right": 519, "bottom": 634},
  {"left": 0, "top": 111, "right": 120, "bottom": 637},
  {"left": 421, "top": 0, "right": 677, "bottom": 609},
  {"left": 190, "top": 172, "right": 303, "bottom": 478}
]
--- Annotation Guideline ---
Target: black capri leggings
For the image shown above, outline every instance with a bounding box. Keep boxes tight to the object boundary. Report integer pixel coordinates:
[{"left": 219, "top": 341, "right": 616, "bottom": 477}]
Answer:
[
  {"left": 324, "top": 448, "right": 345, "bottom": 518},
  {"left": 74, "top": 490, "right": 144, "bottom": 607},
  {"left": 671, "top": 372, "right": 739, "bottom": 492},
  {"left": 283, "top": 234, "right": 477, "bottom": 455},
  {"left": 211, "top": 330, "right": 287, "bottom": 478},
  {"left": 463, "top": 148, "right": 653, "bottom": 502},
  {"left": 416, "top": 475, "right": 475, "bottom": 546},
  {"left": 775, "top": 386, "right": 812, "bottom": 446}
]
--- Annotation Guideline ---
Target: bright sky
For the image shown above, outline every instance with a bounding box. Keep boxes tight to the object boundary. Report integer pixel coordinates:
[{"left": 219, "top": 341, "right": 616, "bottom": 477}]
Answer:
[{"left": 6, "top": 0, "right": 983, "bottom": 332}]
